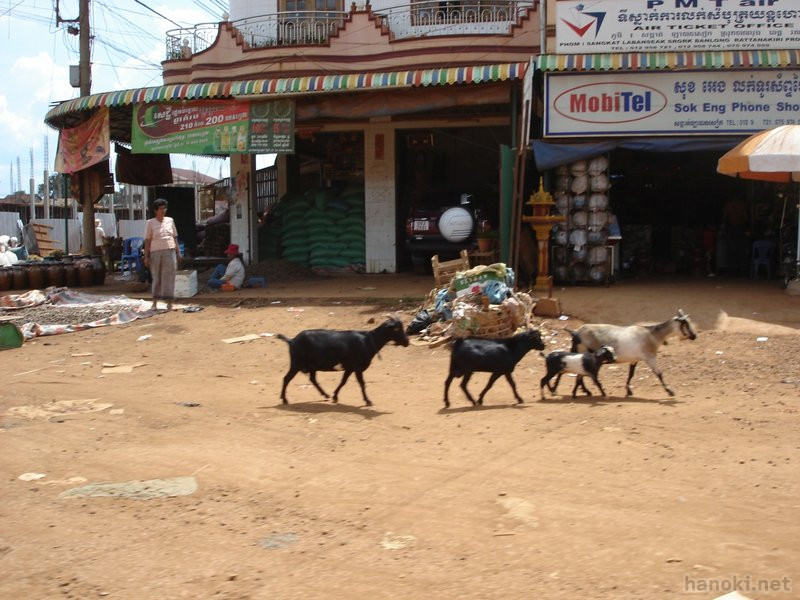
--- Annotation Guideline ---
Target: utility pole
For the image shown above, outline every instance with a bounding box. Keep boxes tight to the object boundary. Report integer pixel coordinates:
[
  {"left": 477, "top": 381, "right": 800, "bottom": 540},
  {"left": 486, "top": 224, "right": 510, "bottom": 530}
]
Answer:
[
  {"left": 29, "top": 148, "right": 35, "bottom": 221},
  {"left": 57, "top": 0, "right": 95, "bottom": 252},
  {"left": 79, "top": 0, "right": 91, "bottom": 97},
  {"left": 44, "top": 137, "right": 50, "bottom": 219},
  {"left": 78, "top": 0, "right": 95, "bottom": 254}
]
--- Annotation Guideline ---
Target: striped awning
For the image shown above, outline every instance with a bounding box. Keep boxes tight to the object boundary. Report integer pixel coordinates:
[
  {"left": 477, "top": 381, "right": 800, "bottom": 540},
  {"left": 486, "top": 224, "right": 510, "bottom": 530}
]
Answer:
[
  {"left": 537, "top": 50, "right": 800, "bottom": 72},
  {"left": 45, "top": 62, "right": 527, "bottom": 123}
]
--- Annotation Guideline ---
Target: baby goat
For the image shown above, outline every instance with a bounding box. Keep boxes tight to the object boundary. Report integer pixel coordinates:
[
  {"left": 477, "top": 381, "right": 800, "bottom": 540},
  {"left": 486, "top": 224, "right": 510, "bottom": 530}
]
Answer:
[
  {"left": 540, "top": 346, "right": 616, "bottom": 400},
  {"left": 443, "top": 329, "right": 545, "bottom": 408},
  {"left": 277, "top": 317, "right": 409, "bottom": 406},
  {"left": 569, "top": 309, "right": 697, "bottom": 397}
]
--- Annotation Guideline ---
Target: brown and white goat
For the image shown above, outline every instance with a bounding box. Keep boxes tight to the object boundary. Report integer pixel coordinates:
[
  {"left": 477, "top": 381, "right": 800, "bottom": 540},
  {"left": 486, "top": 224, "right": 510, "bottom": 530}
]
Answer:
[{"left": 568, "top": 309, "right": 697, "bottom": 397}]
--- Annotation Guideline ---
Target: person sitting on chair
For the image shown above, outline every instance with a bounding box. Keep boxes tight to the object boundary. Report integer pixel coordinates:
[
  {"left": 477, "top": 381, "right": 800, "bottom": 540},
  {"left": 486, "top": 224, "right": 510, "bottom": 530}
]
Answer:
[{"left": 207, "top": 244, "right": 245, "bottom": 290}]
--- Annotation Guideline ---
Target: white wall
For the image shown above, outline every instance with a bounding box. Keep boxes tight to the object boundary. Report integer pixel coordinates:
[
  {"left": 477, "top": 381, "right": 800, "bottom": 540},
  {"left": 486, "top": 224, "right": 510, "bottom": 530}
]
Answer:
[
  {"left": 230, "top": 0, "right": 279, "bottom": 21},
  {"left": 119, "top": 220, "right": 147, "bottom": 240},
  {"left": 0, "top": 212, "right": 22, "bottom": 239}
]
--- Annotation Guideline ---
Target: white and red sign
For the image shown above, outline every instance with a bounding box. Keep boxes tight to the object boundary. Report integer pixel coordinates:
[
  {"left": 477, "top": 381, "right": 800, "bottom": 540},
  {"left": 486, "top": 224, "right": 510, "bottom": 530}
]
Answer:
[
  {"left": 544, "top": 70, "right": 800, "bottom": 137},
  {"left": 556, "top": 0, "right": 800, "bottom": 54}
]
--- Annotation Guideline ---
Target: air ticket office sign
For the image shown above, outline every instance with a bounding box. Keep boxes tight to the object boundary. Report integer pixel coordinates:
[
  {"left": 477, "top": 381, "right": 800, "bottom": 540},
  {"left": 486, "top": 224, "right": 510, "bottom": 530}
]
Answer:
[
  {"left": 556, "top": 0, "right": 800, "bottom": 53},
  {"left": 132, "top": 99, "right": 294, "bottom": 154},
  {"left": 544, "top": 70, "right": 800, "bottom": 136}
]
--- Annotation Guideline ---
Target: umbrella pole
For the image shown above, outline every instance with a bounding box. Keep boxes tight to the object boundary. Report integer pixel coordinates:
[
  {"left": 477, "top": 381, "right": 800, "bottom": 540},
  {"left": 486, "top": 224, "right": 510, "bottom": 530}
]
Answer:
[{"left": 796, "top": 187, "right": 800, "bottom": 280}]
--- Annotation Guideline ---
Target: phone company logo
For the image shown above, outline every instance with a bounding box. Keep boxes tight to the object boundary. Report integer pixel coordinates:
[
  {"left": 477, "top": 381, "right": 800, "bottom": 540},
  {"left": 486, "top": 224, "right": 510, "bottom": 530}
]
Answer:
[{"left": 561, "top": 3, "right": 606, "bottom": 38}]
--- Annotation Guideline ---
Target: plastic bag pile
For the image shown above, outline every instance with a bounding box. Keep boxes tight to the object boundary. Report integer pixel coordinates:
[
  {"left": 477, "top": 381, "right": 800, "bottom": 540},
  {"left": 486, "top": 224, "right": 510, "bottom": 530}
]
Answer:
[{"left": 407, "top": 262, "right": 535, "bottom": 343}]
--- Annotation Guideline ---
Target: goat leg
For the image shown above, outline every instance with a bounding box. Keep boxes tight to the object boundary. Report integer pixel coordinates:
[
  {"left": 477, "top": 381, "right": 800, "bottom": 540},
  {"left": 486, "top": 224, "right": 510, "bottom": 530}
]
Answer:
[
  {"left": 540, "top": 374, "right": 552, "bottom": 400},
  {"left": 549, "top": 372, "right": 563, "bottom": 393},
  {"left": 332, "top": 370, "right": 352, "bottom": 403},
  {"left": 355, "top": 371, "right": 372, "bottom": 406},
  {"left": 460, "top": 373, "right": 478, "bottom": 406},
  {"left": 645, "top": 357, "right": 675, "bottom": 397},
  {"left": 591, "top": 374, "right": 607, "bottom": 397},
  {"left": 309, "top": 371, "right": 330, "bottom": 400},
  {"left": 504, "top": 373, "right": 524, "bottom": 404},
  {"left": 626, "top": 363, "right": 638, "bottom": 396},
  {"left": 280, "top": 369, "right": 299, "bottom": 404},
  {"left": 477, "top": 372, "right": 503, "bottom": 406},
  {"left": 571, "top": 376, "right": 592, "bottom": 398},
  {"left": 443, "top": 375, "right": 454, "bottom": 408}
]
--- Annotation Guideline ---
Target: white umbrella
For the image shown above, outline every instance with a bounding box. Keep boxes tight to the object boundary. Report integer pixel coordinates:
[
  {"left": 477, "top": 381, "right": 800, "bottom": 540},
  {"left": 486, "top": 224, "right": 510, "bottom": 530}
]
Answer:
[{"left": 717, "top": 125, "right": 800, "bottom": 282}]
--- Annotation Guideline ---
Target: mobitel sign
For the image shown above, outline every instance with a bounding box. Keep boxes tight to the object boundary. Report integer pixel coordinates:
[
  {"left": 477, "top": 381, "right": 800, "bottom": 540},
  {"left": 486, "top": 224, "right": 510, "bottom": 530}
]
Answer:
[
  {"left": 554, "top": 82, "right": 667, "bottom": 125},
  {"left": 544, "top": 70, "right": 800, "bottom": 137}
]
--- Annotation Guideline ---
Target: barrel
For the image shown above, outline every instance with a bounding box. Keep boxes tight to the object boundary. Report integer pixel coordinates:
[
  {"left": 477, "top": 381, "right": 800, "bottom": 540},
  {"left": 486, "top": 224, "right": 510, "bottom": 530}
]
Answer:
[
  {"left": 77, "top": 263, "right": 94, "bottom": 287},
  {"left": 11, "top": 265, "right": 28, "bottom": 290},
  {"left": 0, "top": 267, "right": 11, "bottom": 291},
  {"left": 46, "top": 262, "right": 65, "bottom": 287},
  {"left": 91, "top": 255, "right": 106, "bottom": 285},
  {"left": 27, "top": 263, "right": 46, "bottom": 290},
  {"left": 63, "top": 263, "right": 79, "bottom": 288}
]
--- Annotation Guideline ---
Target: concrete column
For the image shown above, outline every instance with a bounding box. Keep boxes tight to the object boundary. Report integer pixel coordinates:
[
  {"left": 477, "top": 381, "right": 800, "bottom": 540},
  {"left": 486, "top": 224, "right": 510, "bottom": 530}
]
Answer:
[
  {"left": 364, "top": 124, "right": 396, "bottom": 273},
  {"left": 229, "top": 153, "right": 254, "bottom": 264}
]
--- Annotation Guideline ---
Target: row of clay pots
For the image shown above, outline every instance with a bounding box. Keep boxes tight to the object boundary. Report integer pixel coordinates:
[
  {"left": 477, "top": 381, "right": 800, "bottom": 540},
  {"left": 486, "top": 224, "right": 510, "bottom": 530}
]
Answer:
[{"left": 0, "top": 256, "right": 106, "bottom": 292}]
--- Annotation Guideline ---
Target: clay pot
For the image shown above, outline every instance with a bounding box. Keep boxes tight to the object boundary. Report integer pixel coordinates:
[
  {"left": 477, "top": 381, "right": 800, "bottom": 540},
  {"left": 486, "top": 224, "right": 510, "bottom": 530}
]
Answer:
[
  {"left": 77, "top": 263, "right": 94, "bottom": 287},
  {"left": 11, "top": 265, "right": 28, "bottom": 290},
  {"left": 0, "top": 267, "right": 11, "bottom": 291},
  {"left": 46, "top": 262, "right": 65, "bottom": 287},
  {"left": 63, "top": 263, "right": 78, "bottom": 287},
  {"left": 91, "top": 255, "right": 106, "bottom": 285},
  {"left": 477, "top": 238, "right": 493, "bottom": 252},
  {"left": 27, "top": 263, "right": 46, "bottom": 290}
]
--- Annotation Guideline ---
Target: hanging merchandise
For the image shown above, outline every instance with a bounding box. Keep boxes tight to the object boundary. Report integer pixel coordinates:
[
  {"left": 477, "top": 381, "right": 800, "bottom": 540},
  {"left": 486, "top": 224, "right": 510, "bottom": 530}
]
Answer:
[
  {"left": 571, "top": 174, "right": 589, "bottom": 194},
  {"left": 570, "top": 160, "right": 588, "bottom": 175},
  {"left": 588, "top": 156, "right": 609, "bottom": 175},
  {"left": 550, "top": 154, "right": 613, "bottom": 284},
  {"left": 590, "top": 174, "right": 610, "bottom": 192},
  {"left": 588, "top": 193, "right": 609, "bottom": 212}
]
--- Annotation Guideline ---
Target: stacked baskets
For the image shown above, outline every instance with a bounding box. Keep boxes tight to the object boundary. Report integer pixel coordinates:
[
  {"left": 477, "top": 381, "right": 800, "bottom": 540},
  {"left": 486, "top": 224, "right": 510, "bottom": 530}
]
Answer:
[{"left": 551, "top": 156, "right": 612, "bottom": 284}]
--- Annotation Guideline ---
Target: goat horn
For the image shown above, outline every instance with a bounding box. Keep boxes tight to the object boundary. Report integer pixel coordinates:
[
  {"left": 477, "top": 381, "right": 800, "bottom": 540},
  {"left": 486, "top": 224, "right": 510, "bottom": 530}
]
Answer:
[{"left": 677, "top": 309, "right": 686, "bottom": 317}]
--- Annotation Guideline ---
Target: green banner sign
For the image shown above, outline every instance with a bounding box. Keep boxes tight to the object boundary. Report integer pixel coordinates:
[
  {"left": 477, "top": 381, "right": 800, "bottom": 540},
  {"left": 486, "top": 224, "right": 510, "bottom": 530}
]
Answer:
[{"left": 132, "top": 99, "right": 294, "bottom": 154}]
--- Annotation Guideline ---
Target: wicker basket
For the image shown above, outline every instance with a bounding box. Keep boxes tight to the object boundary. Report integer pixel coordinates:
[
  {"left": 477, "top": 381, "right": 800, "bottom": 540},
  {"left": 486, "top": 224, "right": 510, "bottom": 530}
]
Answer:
[{"left": 451, "top": 296, "right": 516, "bottom": 338}]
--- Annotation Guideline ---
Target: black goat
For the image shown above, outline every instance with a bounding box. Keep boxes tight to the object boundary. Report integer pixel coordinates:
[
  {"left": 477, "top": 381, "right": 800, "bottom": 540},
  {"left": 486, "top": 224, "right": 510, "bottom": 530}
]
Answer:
[
  {"left": 277, "top": 317, "right": 409, "bottom": 406},
  {"left": 540, "top": 346, "right": 617, "bottom": 400},
  {"left": 443, "top": 329, "right": 545, "bottom": 408}
]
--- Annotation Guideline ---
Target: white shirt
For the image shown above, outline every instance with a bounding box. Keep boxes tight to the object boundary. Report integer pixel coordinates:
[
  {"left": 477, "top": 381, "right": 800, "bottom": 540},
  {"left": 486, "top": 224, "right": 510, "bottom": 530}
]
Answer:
[{"left": 223, "top": 257, "right": 245, "bottom": 288}]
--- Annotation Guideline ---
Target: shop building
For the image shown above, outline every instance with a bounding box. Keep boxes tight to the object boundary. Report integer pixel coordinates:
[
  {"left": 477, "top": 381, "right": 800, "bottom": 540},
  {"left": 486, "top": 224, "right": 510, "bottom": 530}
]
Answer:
[
  {"left": 46, "top": 0, "right": 542, "bottom": 273},
  {"left": 531, "top": 0, "right": 800, "bottom": 283}
]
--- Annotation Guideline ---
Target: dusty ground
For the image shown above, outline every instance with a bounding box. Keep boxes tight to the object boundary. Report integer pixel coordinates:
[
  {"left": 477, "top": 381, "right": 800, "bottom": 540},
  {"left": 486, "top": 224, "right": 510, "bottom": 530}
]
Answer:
[{"left": 1, "top": 275, "right": 799, "bottom": 600}]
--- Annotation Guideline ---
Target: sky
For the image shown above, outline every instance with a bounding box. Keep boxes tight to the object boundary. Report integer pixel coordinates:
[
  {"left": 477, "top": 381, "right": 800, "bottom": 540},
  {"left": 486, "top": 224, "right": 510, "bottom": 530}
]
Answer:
[{"left": 0, "top": 0, "right": 235, "bottom": 196}]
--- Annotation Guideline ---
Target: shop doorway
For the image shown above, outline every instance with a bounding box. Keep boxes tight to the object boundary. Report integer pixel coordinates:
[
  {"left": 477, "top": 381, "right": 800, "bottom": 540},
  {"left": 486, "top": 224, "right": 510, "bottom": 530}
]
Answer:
[
  {"left": 608, "top": 149, "right": 786, "bottom": 279},
  {"left": 396, "top": 126, "right": 508, "bottom": 271}
]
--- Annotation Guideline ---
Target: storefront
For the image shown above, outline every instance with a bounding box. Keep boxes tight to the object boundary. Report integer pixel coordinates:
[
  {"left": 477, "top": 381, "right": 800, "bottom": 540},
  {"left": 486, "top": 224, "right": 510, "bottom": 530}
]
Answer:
[
  {"left": 45, "top": 63, "right": 526, "bottom": 273},
  {"left": 533, "top": 0, "right": 800, "bottom": 282}
]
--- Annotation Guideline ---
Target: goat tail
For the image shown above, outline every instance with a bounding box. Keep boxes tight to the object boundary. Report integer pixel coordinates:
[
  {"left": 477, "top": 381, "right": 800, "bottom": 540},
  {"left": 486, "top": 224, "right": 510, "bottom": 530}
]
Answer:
[{"left": 276, "top": 333, "right": 292, "bottom": 344}]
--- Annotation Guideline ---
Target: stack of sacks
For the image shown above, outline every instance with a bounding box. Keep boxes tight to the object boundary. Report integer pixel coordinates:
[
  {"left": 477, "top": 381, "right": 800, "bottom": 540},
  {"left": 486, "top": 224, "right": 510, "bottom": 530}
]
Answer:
[
  {"left": 276, "top": 186, "right": 366, "bottom": 269},
  {"left": 279, "top": 192, "right": 311, "bottom": 265}
]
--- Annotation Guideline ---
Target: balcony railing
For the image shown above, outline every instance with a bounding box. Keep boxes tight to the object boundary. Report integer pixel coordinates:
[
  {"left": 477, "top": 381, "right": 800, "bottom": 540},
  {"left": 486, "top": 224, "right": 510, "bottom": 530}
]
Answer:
[
  {"left": 165, "top": 1, "right": 533, "bottom": 59},
  {"left": 166, "top": 13, "right": 348, "bottom": 59},
  {"left": 374, "top": 0, "right": 533, "bottom": 39}
]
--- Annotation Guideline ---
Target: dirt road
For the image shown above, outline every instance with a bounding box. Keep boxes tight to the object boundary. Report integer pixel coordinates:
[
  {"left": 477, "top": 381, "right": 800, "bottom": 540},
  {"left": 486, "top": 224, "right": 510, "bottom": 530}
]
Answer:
[{"left": 2, "top": 276, "right": 798, "bottom": 599}]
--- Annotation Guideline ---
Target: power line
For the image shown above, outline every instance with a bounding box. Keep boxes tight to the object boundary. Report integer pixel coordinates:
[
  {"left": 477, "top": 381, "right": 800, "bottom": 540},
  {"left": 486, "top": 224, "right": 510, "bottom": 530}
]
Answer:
[{"left": 131, "top": 0, "right": 183, "bottom": 28}]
